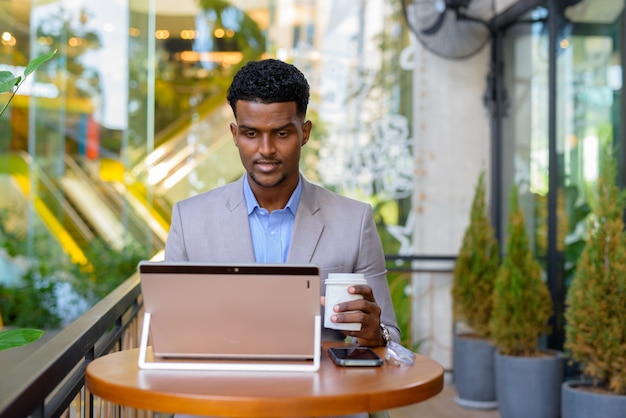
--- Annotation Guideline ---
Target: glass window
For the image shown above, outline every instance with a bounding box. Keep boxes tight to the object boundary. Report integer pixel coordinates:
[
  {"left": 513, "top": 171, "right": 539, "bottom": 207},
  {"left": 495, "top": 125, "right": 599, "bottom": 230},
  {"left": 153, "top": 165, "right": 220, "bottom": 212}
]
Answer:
[{"left": 500, "top": 2, "right": 623, "bottom": 345}]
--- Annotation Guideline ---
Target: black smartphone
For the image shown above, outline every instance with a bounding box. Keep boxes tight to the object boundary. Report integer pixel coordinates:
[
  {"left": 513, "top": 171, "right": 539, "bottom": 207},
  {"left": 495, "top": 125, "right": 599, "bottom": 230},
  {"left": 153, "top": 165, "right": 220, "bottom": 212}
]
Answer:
[{"left": 328, "top": 347, "right": 384, "bottom": 367}]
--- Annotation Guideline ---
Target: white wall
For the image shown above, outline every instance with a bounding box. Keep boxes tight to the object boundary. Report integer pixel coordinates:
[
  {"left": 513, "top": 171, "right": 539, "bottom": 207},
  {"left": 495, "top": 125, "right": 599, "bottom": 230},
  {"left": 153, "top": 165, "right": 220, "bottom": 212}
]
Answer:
[{"left": 406, "top": 25, "right": 493, "bottom": 370}]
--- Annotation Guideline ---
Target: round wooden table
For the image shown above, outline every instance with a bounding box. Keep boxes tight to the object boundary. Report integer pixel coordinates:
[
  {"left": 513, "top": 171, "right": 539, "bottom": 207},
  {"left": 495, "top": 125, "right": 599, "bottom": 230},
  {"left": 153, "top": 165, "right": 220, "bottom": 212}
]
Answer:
[{"left": 85, "top": 342, "right": 444, "bottom": 417}]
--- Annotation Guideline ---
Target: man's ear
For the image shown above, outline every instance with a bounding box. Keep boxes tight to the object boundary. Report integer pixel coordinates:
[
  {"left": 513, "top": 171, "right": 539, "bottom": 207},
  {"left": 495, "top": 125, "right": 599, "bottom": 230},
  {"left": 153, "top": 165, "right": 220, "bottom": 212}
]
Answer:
[
  {"left": 301, "top": 120, "right": 312, "bottom": 146},
  {"left": 230, "top": 122, "right": 238, "bottom": 145}
]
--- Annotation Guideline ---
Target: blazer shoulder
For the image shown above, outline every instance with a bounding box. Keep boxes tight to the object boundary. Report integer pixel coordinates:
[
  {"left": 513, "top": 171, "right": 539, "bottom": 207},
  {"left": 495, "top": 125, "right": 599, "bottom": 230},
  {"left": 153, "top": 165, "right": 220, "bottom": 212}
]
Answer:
[
  {"left": 301, "top": 178, "right": 372, "bottom": 217},
  {"left": 304, "top": 179, "right": 369, "bottom": 206}
]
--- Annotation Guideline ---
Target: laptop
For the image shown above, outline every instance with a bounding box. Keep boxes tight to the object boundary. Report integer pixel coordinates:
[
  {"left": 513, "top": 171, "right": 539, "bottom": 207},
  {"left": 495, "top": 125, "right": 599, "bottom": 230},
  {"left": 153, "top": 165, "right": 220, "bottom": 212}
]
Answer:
[{"left": 137, "top": 261, "right": 321, "bottom": 371}]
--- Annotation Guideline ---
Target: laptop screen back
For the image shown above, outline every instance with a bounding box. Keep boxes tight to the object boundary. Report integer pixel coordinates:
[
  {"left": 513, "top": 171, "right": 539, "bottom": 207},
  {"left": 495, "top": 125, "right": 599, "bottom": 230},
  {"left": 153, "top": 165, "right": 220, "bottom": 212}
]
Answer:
[{"left": 138, "top": 261, "right": 320, "bottom": 360}]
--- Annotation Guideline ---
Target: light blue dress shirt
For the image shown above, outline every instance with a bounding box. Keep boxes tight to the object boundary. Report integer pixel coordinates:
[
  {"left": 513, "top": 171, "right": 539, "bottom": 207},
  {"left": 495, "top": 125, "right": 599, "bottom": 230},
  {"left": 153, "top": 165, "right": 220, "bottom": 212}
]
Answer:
[{"left": 243, "top": 176, "right": 302, "bottom": 263}]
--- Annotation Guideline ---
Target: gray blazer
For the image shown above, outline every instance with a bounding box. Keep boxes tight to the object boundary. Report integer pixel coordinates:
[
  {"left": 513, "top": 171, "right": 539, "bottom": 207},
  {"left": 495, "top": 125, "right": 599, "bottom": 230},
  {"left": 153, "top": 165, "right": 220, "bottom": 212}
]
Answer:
[{"left": 164, "top": 175, "right": 400, "bottom": 343}]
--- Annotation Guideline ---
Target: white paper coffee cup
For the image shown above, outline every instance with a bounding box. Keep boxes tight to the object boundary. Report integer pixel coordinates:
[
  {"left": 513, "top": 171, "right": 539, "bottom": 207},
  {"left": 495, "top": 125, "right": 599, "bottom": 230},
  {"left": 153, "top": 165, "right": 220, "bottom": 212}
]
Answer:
[{"left": 324, "top": 273, "right": 367, "bottom": 331}]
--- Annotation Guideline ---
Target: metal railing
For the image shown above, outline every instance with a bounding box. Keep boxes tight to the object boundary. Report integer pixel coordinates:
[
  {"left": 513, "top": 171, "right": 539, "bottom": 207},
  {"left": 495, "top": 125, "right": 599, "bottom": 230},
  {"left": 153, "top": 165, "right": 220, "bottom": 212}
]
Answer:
[{"left": 386, "top": 255, "right": 457, "bottom": 371}]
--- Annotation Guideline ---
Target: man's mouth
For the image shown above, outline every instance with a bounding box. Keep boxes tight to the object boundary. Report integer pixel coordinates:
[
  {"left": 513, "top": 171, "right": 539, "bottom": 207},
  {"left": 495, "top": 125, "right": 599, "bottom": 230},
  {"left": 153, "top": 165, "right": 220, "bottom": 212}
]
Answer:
[{"left": 255, "top": 161, "right": 280, "bottom": 172}]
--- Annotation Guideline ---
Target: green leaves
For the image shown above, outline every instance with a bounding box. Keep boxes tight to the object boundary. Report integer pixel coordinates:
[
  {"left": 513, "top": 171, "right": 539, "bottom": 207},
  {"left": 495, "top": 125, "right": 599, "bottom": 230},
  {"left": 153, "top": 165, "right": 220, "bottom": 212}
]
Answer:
[
  {"left": 490, "top": 183, "right": 552, "bottom": 356},
  {"left": 565, "top": 146, "right": 626, "bottom": 394},
  {"left": 452, "top": 170, "right": 500, "bottom": 339},
  {"left": 0, "top": 49, "right": 56, "bottom": 117},
  {"left": 0, "top": 72, "right": 21, "bottom": 94},
  {"left": 0, "top": 329, "right": 44, "bottom": 350},
  {"left": 24, "top": 49, "right": 57, "bottom": 78}
]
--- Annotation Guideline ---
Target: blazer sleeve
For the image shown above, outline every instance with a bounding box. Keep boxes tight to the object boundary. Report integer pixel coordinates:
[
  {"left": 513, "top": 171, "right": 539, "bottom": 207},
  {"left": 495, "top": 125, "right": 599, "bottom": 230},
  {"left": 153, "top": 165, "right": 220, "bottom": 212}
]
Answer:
[{"left": 358, "top": 204, "right": 401, "bottom": 344}]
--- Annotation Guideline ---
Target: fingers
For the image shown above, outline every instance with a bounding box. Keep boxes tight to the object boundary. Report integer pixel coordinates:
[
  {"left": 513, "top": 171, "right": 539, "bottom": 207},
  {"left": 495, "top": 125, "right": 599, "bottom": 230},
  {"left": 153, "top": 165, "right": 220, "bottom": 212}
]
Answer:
[
  {"left": 331, "top": 301, "right": 380, "bottom": 327},
  {"left": 328, "top": 284, "right": 383, "bottom": 346},
  {"left": 348, "top": 284, "right": 375, "bottom": 301},
  {"left": 333, "top": 285, "right": 378, "bottom": 315}
]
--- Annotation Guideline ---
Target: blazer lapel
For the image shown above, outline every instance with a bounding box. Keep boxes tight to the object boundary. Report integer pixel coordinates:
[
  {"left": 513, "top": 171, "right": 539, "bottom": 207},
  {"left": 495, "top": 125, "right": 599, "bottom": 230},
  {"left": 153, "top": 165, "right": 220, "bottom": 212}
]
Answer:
[
  {"left": 223, "top": 176, "right": 256, "bottom": 262},
  {"left": 287, "top": 178, "right": 324, "bottom": 263}
]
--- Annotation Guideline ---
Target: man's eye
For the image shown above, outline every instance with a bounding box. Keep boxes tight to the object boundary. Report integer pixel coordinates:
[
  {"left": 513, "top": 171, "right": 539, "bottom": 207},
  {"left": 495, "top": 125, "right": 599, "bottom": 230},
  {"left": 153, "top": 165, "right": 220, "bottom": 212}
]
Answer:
[
  {"left": 276, "top": 131, "right": 288, "bottom": 137},
  {"left": 245, "top": 131, "right": 257, "bottom": 138}
]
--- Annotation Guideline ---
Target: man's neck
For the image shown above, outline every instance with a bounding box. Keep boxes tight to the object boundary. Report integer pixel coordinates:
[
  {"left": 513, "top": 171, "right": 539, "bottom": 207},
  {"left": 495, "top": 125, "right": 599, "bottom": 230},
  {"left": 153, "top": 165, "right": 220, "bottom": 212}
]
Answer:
[{"left": 248, "top": 179, "right": 298, "bottom": 212}]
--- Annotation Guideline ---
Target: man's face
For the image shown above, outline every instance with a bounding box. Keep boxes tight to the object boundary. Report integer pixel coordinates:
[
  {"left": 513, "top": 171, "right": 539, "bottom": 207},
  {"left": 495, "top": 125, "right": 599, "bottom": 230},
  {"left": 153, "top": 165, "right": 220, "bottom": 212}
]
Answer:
[{"left": 230, "top": 100, "right": 311, "bottom": 191}]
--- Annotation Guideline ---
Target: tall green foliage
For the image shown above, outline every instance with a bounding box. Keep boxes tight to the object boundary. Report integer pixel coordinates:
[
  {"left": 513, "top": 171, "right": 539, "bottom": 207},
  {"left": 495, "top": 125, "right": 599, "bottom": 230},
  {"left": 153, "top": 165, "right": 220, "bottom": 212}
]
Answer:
[
  {"left": 451, "top": 171, "right": 499, "bottom": 338},
  {"left": 70, "top": 237, "right": 149, "bottom": 303},
  {"left": 0, "top": 264, "right": 62, "bottom": 329},
  {"left": 565, "top": 148, "right": 626, "bottom": 395},
  {"left": 490, "top": 184, "right": 552, "bottom": 356}
]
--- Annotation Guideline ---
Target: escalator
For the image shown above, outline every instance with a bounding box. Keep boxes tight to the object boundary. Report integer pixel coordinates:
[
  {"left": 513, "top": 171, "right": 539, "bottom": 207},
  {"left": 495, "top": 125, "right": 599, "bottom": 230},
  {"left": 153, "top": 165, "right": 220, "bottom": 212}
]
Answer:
[{"left": 62, "top": 156, "right": 167, "bottom": 253}]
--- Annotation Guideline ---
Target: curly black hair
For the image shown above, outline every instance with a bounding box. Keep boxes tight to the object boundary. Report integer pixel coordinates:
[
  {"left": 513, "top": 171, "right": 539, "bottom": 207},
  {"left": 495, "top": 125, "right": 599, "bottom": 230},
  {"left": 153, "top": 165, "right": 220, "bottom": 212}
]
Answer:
[{"left": 227, "top": 59, "right": 310, "bottom": 118}]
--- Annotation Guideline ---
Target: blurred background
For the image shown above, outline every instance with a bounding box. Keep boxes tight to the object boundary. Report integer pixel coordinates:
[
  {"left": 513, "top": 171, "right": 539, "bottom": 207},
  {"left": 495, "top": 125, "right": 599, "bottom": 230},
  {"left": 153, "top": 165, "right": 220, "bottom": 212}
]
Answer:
[{"left": 0, "top": 0, "right": 624, "bottom": 370}]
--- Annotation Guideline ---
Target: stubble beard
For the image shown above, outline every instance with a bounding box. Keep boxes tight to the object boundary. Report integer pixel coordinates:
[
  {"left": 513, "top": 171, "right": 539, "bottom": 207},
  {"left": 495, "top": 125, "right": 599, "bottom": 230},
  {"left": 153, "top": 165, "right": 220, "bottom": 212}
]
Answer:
[{"left": 249, "top": 171, "right": 288, "bottom": 189}]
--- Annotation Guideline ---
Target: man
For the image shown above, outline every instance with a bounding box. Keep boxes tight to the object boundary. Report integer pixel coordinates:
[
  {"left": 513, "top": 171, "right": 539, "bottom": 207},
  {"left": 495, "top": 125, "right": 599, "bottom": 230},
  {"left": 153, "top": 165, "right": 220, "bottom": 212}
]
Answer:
[{"left": 165, "top": 58, "right": 399, "bottom": 348}]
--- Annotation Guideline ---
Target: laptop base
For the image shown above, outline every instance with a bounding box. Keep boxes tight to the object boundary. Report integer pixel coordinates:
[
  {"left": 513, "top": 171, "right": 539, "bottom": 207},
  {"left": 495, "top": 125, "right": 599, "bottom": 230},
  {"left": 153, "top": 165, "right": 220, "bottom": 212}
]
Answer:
[{"left": 138, "top": 312, "right": 321, "bottom": 372}]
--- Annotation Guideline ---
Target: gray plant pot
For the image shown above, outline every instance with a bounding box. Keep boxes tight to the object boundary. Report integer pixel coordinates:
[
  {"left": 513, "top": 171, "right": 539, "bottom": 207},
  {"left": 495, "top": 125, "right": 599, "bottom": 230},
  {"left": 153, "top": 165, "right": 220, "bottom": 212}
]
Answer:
[
  {"left": 495, "top": 350, "right": 563, "bottom": 418},
  {"left": 453, "top": 335, "right": 497, "bottom": 409},
  {"left": 562, "top": 380, "right": 626, "bottom": 418}
]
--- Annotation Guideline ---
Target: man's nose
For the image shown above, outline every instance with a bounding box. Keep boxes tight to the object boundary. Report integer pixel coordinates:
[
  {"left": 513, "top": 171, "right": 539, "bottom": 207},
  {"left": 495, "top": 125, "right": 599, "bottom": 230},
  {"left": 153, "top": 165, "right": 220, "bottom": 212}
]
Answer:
[{"left": 259, "top": 135, "right": 276, "bottom": 155}]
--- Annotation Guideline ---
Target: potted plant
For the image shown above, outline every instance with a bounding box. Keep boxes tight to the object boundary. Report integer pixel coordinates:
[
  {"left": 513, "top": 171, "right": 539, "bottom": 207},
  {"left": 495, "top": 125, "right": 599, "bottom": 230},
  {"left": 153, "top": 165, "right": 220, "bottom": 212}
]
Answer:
[
  {"left": 562, "top": 147, "right": 626, "bottom": 418},
  {"left": 0, "top": 49, "right": 56, "bottom": 350},
  {"left": 490, "top": 183, "right": 563, "bottom": 418},
  {"left": 451, "top": 170, "right": 499, "bottom": 409}
]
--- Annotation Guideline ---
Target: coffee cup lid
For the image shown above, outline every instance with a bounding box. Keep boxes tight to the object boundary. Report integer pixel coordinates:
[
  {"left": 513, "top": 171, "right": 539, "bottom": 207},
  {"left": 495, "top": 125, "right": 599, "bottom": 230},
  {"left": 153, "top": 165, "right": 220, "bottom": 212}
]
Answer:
[{"left": 325, "top": 277, "right": 367, "bottom": 284}]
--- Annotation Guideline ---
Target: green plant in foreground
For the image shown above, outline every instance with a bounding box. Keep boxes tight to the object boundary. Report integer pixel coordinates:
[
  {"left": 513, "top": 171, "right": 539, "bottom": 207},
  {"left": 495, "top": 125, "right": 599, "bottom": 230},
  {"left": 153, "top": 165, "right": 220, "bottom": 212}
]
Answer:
[
  {"left": 565, "top": 147, "right": 626, "bottom": 395},
  {"left": 0, "top": 49, "right": 56, "bottom": 117},
  {"left": 0, "top": 329, "right": 44, "bottom": 350},
  {"left": 451, "top": 170, "right": 500, "bottom": 338},
  {"left": 490, "top": 184, "right": 552, "bottom": 356}
]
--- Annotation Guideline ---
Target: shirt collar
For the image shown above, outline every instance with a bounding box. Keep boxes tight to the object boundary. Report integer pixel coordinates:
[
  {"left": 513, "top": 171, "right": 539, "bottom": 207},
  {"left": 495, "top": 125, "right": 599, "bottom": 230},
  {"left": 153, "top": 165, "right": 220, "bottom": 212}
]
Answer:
[{"left": 243, "top": 175, "right": 302, "bottom": 215}]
